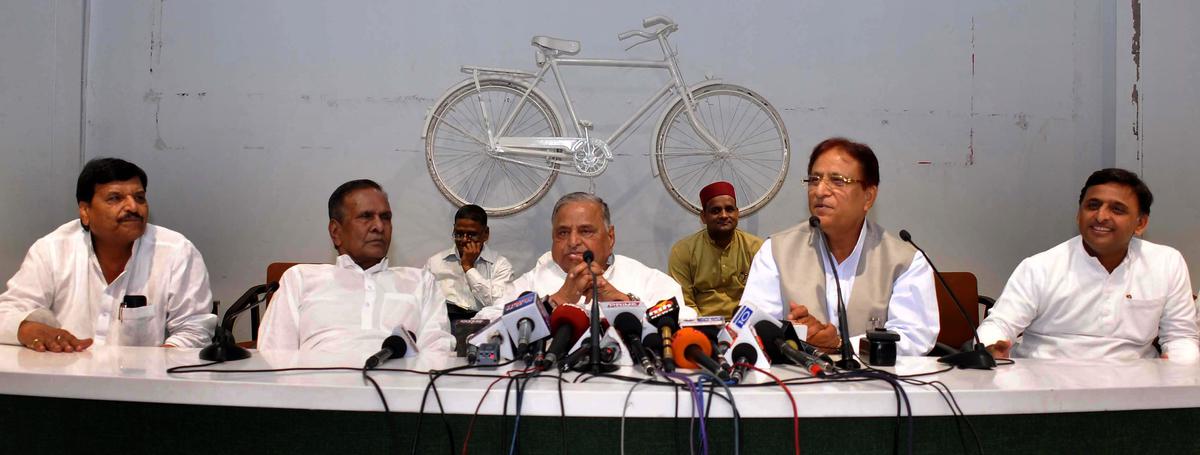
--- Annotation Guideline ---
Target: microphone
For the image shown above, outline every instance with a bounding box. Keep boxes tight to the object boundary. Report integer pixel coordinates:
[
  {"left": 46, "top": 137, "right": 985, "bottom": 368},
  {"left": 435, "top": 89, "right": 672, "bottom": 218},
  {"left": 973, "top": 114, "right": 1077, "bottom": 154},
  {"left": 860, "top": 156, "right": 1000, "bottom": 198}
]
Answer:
[
  {"left": 563, "top": 334, "right": 622, "bottom": 369},
  {"left": 364, "top": 335, "right": 408, "bottom": 370},
  {"left": 599, "top": 334, "right": 621, "bottom": 364},
  {"left": 200, "top": 281, "right": 279, "bottom": 362},
  {"left": 898, "top": 229, "right": 996, "bottom": 370},
  {"left": 809, "top": 216, "right": 860, "bottom": 370},
  {"left": 501, "top": 291, "right": 551, "bottom": 365},
  {"left": 641, "top": 332, "right": 664, "bottom": 371},
  {"left": 647, "top": 298, "right": 682, "bottom": 372},
  {"left": 671, "top": 327, "right": 725, "bottom": 376},
  {"left": 580, "top": 249, "right": 617, "bottom": 373},
  {"left": 515, "top": 318, "right": 534, "bottom": 359},
  {"left": 729, "top": 342, "right": 758, "bottom": 384},
  {"left": 694, "top": 324, "right": 732, "bottom": 381},
  {"left": 544, "top": 304, "right": 591, "bottom": 367},
  {"left": 613, "top": 312, "right": 656, "bottom": 375},
  {"left": 754, "top": 321, "right": 826, "bottom": 377}
]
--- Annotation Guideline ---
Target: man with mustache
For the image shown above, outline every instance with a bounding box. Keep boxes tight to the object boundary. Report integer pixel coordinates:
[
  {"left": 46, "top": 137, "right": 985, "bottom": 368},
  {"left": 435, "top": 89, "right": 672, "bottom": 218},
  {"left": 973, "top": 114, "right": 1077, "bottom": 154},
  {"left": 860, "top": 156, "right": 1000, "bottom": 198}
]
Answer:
[
  {"left": 978, "top": 168, "right": 1198, "bottom": 361},
  {"left": 0, "top": 158, "right": 216, "bottom": 351},
  {"left": 668, "top": 181, "right": 763, "bottom": 318},
  {"left": 742, "top": 138, "right": 939, "bottom": 356},
  {"left": 256, "top": 179, "right": 452, "bottom": 354},
  {"left": 479, "top": 192, "right": 693, "bottom": 320}
]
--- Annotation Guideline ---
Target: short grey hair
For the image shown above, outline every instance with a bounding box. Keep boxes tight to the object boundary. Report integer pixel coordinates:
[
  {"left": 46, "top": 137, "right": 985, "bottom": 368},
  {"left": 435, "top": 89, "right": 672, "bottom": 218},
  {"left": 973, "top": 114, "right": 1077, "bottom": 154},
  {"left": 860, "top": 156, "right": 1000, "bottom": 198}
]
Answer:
[{"left": 551, "top": 192, "right": 611, "bottom": 227}]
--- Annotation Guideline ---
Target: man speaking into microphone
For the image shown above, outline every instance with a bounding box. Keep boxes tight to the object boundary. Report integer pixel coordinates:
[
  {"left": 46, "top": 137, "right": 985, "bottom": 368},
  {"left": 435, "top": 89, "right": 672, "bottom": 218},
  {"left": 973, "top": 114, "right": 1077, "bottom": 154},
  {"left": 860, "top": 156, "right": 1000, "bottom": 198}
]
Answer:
[
  {"left": 257, "top": 179, "right": 452, "bottom": 355},
  {"left": 742, "top": 138, "right": 939, "bottom": 356},
  {"left": 479, "top": 192, "right": 692, "bottom": 320}
]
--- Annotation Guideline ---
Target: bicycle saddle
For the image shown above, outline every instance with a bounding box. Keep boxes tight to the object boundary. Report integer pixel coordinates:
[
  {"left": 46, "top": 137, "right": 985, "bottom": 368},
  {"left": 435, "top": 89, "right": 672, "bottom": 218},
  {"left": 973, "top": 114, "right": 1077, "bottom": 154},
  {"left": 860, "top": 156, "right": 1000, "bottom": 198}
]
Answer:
[{"left": 531, "top": 36, "right": 580, "bottom": 55}]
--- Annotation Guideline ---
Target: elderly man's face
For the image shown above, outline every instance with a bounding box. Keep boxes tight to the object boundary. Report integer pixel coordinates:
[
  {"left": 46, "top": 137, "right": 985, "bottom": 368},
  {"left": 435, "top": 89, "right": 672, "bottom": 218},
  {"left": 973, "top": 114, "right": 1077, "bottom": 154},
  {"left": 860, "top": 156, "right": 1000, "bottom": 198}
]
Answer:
[
  {"left": 807, "top": 147, "right": 877, "bottom": 236},
  {"left": 551, "top": 201, "right": 615, "bottom": 272},
  {"left": 329, "top": 188, "right": 393, "bottom": 269},
  {"left": 79, "top": 178, "right": 149, "bottom": 247}
]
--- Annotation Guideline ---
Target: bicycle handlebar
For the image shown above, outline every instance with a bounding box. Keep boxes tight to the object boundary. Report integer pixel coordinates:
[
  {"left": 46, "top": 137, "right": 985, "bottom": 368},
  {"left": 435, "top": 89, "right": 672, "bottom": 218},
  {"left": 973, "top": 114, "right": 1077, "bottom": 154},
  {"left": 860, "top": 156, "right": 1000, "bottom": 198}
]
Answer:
[
  {"left": 618, "top": 29, "right": 655, "bottom": 41},
  {"left": 643, "top": 15, "right": 674, "bottom": 28}
]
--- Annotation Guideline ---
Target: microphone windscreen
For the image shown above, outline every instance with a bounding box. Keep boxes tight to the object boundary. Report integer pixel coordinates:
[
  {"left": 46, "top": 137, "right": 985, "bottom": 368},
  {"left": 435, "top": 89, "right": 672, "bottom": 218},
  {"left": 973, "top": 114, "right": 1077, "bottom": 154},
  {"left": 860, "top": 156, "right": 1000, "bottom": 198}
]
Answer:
[
  {"left": 808, "top": 216, "right": 821, "bottom": 228},
  {"left": 731, "top": 342, "right": 758, "bottom": 364},
  {"left": 671, "top": 327, "right": 713, "bottom": 369},
  {"left": 898, "top": 229, "right": 912, "bottom": 242},
  {"left": 582, "top": 250, "right": 595, "bottom": 264},
  {"left": 647, "top": 298, "right": 680, "bottom": 329},
  {"left": 382, "top": 335, "right": 407, "bottom": 359},
  {"left": 549, "top": 304, "right": 590, "bottom": 345},
  {"left": 695, "top": 325, "right": 720, "bottom": 341},
  {"left": 753, "top": 320, "right": 785, "bottom": 363},
  {"left": 613, "top": 312, "right": 642, "bottom": 337},
  {"left": 642, "top": 332, "right": 663, "bottom": 351}
]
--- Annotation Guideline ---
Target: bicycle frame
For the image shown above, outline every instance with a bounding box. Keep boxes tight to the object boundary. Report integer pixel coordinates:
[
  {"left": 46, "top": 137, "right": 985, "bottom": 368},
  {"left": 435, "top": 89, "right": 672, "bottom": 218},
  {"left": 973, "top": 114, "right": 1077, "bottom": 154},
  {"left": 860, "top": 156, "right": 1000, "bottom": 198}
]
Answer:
[{"left": 487, "top": 33, "right": 727, "bottom": 163}]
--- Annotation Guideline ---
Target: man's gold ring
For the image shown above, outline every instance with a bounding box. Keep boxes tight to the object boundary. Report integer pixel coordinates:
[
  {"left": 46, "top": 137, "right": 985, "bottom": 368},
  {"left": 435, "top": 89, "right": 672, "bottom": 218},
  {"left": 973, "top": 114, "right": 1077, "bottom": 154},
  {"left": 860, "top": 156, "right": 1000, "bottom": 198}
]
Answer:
[
  {"left": 55, "top": 335, "right": 62, "bottom": 341},
  {"left": 31, "top": 338, "right": 41, "bottom": 346}
]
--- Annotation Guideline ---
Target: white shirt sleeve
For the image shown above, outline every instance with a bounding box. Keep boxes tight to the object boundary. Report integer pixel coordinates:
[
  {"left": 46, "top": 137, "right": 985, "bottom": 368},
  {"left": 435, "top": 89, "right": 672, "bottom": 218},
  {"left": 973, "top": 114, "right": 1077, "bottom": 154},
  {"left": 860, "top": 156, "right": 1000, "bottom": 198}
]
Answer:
[
  {"left": 465, "top": 255, "right": 514, "bottom": 308},
  {"left": 477, "top": 268, "right": 531, "bottom": 322},
  {"left": 646, "top": 267, "right": 695, "bottom": 320},
  {"left": 0, "top": 243, "right": 60, "bottom": 345},
  {"left": 415, "top": 269, "right": 454, "bottom": 354},
  {"left": 1157, "top": 252, "right": 1199, "bottom": 362},
  {"left": 977, "top": 258, "right": 1042, "bottom": 348},
  {"left": 741, "top": 239, "right": 785, "bottom": 319},
  {"left": 885, "top": 251, "right": 940, "bottom": 356},
  {"left": 255, "top": 267, "right": 303, "bottom": 350},
  {"left": 162, "top": 243, "right": 217, "bottom": 347}
]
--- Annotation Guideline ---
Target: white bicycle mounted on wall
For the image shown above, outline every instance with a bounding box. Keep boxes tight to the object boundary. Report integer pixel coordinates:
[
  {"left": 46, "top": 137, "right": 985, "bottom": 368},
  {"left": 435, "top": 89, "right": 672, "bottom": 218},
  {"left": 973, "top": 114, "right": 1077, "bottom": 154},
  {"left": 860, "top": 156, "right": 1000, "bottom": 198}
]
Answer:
[{"left": 423, "top": 16, "right": 790, "bottom": 216}]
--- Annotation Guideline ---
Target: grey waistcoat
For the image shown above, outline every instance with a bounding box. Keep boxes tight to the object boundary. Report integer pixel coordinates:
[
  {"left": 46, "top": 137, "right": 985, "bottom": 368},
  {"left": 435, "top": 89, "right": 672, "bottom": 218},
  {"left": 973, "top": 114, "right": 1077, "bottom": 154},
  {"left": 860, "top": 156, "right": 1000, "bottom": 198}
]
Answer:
[{"left": 769, "top": 219, "right": 917, "bottom": 337}]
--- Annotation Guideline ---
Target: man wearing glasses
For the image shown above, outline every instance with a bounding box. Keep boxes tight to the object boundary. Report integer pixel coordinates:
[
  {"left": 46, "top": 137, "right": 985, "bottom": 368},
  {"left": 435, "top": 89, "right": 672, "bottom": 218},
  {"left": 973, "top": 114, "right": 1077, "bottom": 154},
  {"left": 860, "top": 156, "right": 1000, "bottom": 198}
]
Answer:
[
  {"left": 742, "top": 138, "right": 939, "bottom": 356},
  {"left": 424, "top": 204, "right": 513, "bottom": 323}
]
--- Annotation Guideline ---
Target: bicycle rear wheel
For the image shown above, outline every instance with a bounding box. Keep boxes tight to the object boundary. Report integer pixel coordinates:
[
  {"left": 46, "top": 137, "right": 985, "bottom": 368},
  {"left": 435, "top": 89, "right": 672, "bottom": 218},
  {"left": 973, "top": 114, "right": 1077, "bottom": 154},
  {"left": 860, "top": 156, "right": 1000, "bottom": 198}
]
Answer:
[
  {"left": 425, "top": 78, "right": 562, "bottom": 216},
  {"left": 654, "top": 84, "right": 790, "bottom": 216}
]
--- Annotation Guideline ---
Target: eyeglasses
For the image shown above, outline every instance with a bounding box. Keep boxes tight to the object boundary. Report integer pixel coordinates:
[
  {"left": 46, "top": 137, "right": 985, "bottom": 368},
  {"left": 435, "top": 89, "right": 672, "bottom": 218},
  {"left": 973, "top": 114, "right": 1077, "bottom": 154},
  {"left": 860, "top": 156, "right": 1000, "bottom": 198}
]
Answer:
[
  {"left": 803, "top": 173, "right": 861, "bottom": 189},
  {"left": 452, "top": 232, "right": 481, "bottom": 241}
]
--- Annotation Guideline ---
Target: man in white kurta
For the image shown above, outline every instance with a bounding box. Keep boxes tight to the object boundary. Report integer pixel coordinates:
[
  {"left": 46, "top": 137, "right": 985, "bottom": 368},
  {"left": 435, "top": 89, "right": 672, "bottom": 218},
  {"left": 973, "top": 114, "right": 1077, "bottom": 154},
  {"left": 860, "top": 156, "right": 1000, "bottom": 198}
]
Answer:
[
  {"left": 0, "top": 158, "right": 215, "bottom": 350},
  {"left": 742, "top": 138, "right": 938, "bottom": 356},
  {"left": 256, "top": 180, "right": 452, "bottom": 356},
  {"left": 478, "top": 193, "right": 693, "bottom": 321},
  {"left": 0, "top": 222, "right": 216, "bottom": 349},
  {"left": 979, "top": 169, "right": 1198, "bottom": 361}
]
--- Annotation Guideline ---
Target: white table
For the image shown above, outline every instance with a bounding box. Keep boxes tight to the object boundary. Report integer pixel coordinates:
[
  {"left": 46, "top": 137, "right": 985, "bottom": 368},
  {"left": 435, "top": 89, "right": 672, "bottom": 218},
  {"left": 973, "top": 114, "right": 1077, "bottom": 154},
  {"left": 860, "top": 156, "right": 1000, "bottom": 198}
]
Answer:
[
  {"left": 4, "top": 345, "right": 1200, "bottom": 454},
  {"left": 2, "top": 345, "right": 1199, "bottom": 418}
]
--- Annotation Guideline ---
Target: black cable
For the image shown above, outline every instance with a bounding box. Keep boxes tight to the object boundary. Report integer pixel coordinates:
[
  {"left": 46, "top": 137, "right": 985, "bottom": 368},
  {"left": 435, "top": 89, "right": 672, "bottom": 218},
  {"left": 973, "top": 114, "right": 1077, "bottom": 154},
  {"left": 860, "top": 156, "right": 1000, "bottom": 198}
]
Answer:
[
  {"left": 361, "top": 368, "right": 402, "bottom": 453},
  {"left": 426, "top": 371, "right": 457, "bottom": 455},
  {"left": 556, "top": 371, "right": 567, "bottom": 455}
]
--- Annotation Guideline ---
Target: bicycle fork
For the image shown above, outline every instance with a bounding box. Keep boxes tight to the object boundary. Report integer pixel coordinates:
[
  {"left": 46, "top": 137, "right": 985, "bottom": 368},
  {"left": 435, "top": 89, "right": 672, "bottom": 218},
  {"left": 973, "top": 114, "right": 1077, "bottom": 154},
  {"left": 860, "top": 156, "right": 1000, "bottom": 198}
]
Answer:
[
  {"left": 470, "top": 69, "right": 497, "bottom": 148},
  {"left": 658, "top": 36, "right": 727, "bottom": 156}
]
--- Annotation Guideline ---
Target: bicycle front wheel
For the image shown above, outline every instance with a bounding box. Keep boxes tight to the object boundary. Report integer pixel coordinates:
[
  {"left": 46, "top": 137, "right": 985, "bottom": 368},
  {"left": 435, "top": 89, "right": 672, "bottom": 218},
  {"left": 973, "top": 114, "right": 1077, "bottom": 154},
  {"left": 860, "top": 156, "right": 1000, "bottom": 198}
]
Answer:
[
  {"left": 654, "top": 84, "right": 790, "bottom": 216},
  {"left": 425, "top": 78, "right": 562, "bottom": 216}
]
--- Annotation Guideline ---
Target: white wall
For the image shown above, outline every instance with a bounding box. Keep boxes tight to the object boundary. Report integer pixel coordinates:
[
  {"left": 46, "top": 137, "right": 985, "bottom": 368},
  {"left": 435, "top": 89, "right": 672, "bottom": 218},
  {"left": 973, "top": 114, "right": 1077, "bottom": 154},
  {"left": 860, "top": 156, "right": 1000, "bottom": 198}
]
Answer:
[
  {"left": 1116, "top": 0, "right": 1200, "bottom": 289},
  {"left": 77, "top": 0, "right": 1124, "bottom": 339},
  {"left": 0, "top": 0, "right": 84, "bottom": 283}
]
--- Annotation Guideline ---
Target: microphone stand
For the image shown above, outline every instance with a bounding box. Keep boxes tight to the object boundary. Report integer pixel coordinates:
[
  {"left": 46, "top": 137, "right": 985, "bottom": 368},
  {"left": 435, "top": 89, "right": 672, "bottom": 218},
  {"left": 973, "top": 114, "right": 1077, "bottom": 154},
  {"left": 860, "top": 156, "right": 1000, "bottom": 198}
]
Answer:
[
  {"left": 810, "top": 217, "right": 860, "bottom": 370},
  {"left": 200, "top": 282, "right": 279, "bottom": 362},
  {"left": 583, "top": 251, "right": 617, "bottom": 374},
  {"left": 899, "top": 230, "right": 996, "bottom": 370}
]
